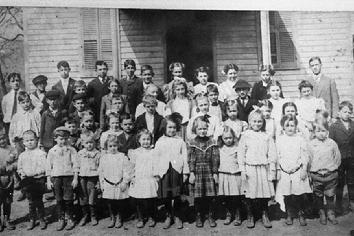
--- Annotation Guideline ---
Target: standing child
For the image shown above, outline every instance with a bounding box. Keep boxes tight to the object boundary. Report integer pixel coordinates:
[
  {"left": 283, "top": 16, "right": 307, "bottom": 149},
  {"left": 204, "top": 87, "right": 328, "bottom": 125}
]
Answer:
[
  {"left": 77, "top": 132, "right": 101, "bottom": 226},
  {"left": 17, "top": 130, "right": 47, "bottom": 230},
  {"left": 140, "top": 65, "right": 165, "bottom": 102},
  {"left": 165, "top": 80, "right": 194, "bottom": 140},
  {"left": 100, "top": 113, "right": 123, "bottom": 150},
  {"left": 193, "top": 66, "right": 218, "bottom": 96},
  {"left": 154, "top": 114, "right": 189, "bottom": 229},
  {"left": 0, "top": 130, "right": 16, "bottom": 231},
  {"left": 258, "top": 100, "right": 276, "bottom": 140},
  {"left": 69, "top": 93, "right": 89, "bottom": 127},
  {"left": 268, "top": 80, "right": 287, "bottom": 124},
  {"left": 46, "top": 127, "right": 79, "bottom": 231},
  {"left": 129, "top": 129, "right": 158, "bottom": 228},
  {"left": 135, "top": 84, "right": 166, "bottom": 118},
  {"left": 218, "top": 64, "right": 239, "bottom": 102},
  {"left": 308, "top": 119, "right": 341, "bottom": 225},
  {"left": 9, "top": 91, "right": 41, "bottom": 147},
  {"left": 238, "top": 109, "right": 276, "bottom": 228},
  {"left": 30, "top": 75, "right": 48, "bottom": 115},
  {"left": 64, "top": 118, "right": 80, "bottom": 151},
  {"left": 206, "top": 84, "right": 227, "bottom": 122},
  {"left": 329, "top": 101, "right": 354, "bottom": 214},
  {"left": 218, "top": 126, "right": 244, "bottom": 226},
  {"left": 98, "top": 134, "right": 132, "bottom": 228},
  {"left": 1, "top": 73, "right": 23, "bottom": 135},
  {"left": 117, "top": 113, "right": 138, "bottom": 155},
  {"left": 234, "top": 79, "right": 258, "bottom": 122},
  {"left": 188, "top": 116, "right": 220, "bottom": 228},
  {"left": 274, "top": 115, "right": 312, "bottom": 226},
  {"left": 79, "top": 111, "right": 101, "bottom": 148},
  {"left": 223, "top": 102, "right": 248, "bottom": 140},
  {"left": 68, "top": 80, "right": 91, "bottom": 114}
]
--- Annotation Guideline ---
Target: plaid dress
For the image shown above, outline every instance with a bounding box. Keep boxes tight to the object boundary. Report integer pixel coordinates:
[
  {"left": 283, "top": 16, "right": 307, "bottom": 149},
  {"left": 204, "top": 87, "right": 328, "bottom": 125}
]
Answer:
[{"left": 188, "top": 137, "right": 220, "bottom": 198}]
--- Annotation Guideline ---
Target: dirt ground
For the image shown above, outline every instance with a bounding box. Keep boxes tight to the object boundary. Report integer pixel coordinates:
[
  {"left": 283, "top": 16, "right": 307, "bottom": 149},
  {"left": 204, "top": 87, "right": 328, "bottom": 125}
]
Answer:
[{"left": 2, "top": 191, "right": 354, "bottom": 236}]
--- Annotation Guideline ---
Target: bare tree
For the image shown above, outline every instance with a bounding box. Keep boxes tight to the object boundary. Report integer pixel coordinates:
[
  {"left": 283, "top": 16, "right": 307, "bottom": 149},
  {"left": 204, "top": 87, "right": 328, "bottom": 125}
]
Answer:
[{"left": 0, "top": 7, "right": 23, "bottom": 96}]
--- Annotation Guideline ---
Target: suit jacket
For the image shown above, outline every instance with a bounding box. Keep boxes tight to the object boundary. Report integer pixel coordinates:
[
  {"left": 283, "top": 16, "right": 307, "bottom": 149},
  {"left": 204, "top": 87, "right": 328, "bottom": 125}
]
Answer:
[
  {"left": 51, "top": 78, "right": 76, "bottom": 111},
  {"left": 329, "top": 119, "right": 354, "bottom": 160},
  {"left": 236, "top": 96, "right": 258, "bottom": 122},
  {"left": 120, "top": 75, "right": 143, "bottom": 116},
  {"left": 87, "top": 76, "right": 112, "bottom": 122},
  {"left": 40, "top": 109, "right": 67, "bottom": 149},
  {"left": 140, "top": 80, "right": 166, "bottom": 102},
  {"left": 117, "top": 132, "right": 138, "bottom": 155},
  {"left": 309, "top": 74, "right": 339, "bottom": 118},
  {"left": 135, "top": 112, "right": 164, "bottom": 144}
]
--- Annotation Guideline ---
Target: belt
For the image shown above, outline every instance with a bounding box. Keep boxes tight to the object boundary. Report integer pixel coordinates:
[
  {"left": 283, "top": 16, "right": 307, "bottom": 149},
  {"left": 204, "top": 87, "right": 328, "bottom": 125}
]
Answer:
[
  {"left": 279, "top": 164, "right": 302, "bottom": 175},
  {"left": 104, "top": 177, "right": 123, "bottom": 186},
  {"left": 310, "top": 169, "right": 337, "bottom": 177}
]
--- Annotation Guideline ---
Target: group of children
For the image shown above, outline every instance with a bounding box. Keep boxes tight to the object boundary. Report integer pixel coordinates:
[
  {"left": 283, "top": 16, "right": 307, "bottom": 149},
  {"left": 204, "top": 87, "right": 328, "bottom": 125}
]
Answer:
[{"left": 0, "top": 59, "right": 352, "bottom": 232}]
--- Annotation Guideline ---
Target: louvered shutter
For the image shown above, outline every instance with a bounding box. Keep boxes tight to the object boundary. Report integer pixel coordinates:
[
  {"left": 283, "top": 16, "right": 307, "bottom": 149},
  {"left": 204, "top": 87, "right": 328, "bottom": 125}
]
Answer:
[
  {"left": 82, "top": 8, "right": 113, "bottom": 71},
  {"left": 269, "top": 11, "right": 298, "bottom": 69}
]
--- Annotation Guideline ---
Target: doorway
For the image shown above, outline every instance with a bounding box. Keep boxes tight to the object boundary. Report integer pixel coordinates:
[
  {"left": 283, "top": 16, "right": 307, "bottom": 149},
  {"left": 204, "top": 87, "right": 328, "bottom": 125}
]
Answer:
[{"left": 165, "top": 11, "right": 214, "bottom": 84}]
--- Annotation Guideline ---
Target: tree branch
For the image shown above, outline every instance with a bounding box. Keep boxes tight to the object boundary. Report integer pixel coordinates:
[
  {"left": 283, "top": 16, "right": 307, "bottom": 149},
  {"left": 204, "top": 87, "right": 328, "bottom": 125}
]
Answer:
[
  {"left": 0, "top": 33, "right": 23, "bottom": 42},
  {"left": 6, "top": 7, "right": 23, "bottom": 31}
]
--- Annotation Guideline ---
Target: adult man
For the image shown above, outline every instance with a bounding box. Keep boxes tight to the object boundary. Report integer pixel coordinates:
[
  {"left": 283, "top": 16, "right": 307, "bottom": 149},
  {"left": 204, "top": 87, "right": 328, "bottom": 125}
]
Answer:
[{"left": 308, "top": 56, "right": 339, "bottom": 118}]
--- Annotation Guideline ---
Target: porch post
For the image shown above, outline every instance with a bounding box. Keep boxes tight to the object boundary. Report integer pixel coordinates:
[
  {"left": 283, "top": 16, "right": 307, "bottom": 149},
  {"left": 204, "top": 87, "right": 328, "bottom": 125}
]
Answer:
[{"left": 260, "top": 11, "right": 271, "bottom": 65}]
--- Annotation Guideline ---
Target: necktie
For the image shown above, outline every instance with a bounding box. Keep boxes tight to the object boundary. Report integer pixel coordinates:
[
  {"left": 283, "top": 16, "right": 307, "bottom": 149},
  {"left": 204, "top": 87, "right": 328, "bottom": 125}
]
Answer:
[{"left": 11, "top": 90, "right": 18, "bottom": 117}]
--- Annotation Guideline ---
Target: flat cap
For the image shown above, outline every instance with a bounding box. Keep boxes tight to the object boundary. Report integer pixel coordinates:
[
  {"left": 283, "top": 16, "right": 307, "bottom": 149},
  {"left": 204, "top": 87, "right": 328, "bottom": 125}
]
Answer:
[
  {"left": 233, "top": 79, "right": 252, "bottom": 90},
  {"left": 32, "top": 75, "right": 48, "bottom": 86},
  {"left": 45, "top": 90, "right": 61, "bottom": 99},
  {"left": 72, "top": 93, "right": 87, "bottom": 101}
]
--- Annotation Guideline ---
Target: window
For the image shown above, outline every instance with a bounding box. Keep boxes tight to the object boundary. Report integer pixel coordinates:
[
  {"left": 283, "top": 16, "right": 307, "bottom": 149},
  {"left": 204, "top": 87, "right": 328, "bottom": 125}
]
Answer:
[
  {"left": 82, "top": 8, "right": 113, "bottom": 72},
  {"left": 269, "top": 11, "right": 298, "bottom": 69}
]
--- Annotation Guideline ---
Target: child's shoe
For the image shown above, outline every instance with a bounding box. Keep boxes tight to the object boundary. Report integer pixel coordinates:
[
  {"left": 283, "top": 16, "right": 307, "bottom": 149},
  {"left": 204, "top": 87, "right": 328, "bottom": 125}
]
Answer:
[
  {"left": 79, "top": 215, "right": 89, "bottom": 226},
  {"left": 163, "top": 215, "right": 171, "bottom": 229},
  {"left": 233, "top": 209, "right": 242, "bottom": 226},
  {"left": 262, "top": 211, "right": 272, "bottom": 228},
  {"left": 327, "top": 210, "right": 338, "bottom": 225},
  {"left": 246, "top": 214, "right": 254, "bottom": 228},
  {"left": 298, "top": 211, "right": 307, "bottom": 226},
  {"left": 65, "top": 219, "right": 75, "bottom": 230},
  {"left": 39, "top": 218, "right": 47, "bottom": 230},
  {"left": 195, "top": 213, "right": 203, "bottom": 228},
  {"left": 27, "top": 220, "right": 36, "bottom": 230},
  {"left": 285, "top": 210, "right": 293, "bottom": 225},
  {"left": 4, "top": 216, "right": 15, "bottom": 230},
  {"left": 136, "top": 220, "right": 144, "bottom": 228},
  {"left": 175, "top": 217, "right": 183, "bottom": 229},
  {"left": 319, "top": 209, "right": 327, "bottom": 225},
  {"left": 115, "top": 214, "right": 123, "bottom": 228},
  {"left": 208, "top": 213, "right": 217, "bottom": 228},
  {"left": 148, "top": 217, "right": 156, "bottom": 227},
  {"left": 56, "top": 219, "right": 66, "bottom": 231},
  {"left": 223, "top": 211, "right": 232, "bottom": 225},
  {"left": 108, "top": 215, "right": 116, "bottom": 228},
  {"left": 90, "top": 206, "right": 98, "bottom": 226}
]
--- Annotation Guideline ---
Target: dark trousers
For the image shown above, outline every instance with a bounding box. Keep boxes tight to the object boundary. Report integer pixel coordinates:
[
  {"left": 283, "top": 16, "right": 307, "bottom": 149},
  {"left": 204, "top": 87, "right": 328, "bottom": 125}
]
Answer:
[
  {"left": 23, "top": 177, "right": 46, "bottom": 220},
  {"left": 136, "top": 198, "right": 157, "bottom": 221},
  {"left": 79, "top": 176, "right": 98, "bottom": 206},
  {"left": 337, "top": 159, "right": 354, "bottom": 203},
  {"left": 0, "top": 187, "right": 13, "bottom": 218},
  {"left": 52, "top": 176, "right": 74, "bottom": 220}
]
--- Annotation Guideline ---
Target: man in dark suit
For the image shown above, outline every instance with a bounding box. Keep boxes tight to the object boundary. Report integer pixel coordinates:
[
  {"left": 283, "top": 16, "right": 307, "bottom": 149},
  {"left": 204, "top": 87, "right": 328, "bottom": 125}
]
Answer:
[
  {"left": 52, "top": 61, "right": 76, "bottom": 111},
  {"left": 87, "top": 60, "right": 112, "bottom": 122},
  {"left": 308, "top": 56, "right": 339, "bottom": 119},
  {"left": 234, "top": 79, "right": 258, "bottom": 122}
]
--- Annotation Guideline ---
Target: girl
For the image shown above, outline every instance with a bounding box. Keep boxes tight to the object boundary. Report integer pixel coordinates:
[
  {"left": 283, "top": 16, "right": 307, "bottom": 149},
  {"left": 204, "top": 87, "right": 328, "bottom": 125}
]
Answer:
[
  {"left": 238, "top": 109, "right": 276, "bottom": 228},
  {"left": 188, "top": 116, "right": 220, "bottom": 228},
  {"left": 275, "top": 115, "right": 312, "bottom": 226},
  {"left": 129, "top": 129, "right": 158, "bottom": 228},
  {"left": 223, "top": 102, "right": 248, "bottom": 140},
  {"left": 77, "top": 132, "right": 101, "bottom": 226},
  {"left": 135, "top": 84, "right": 166, "bottom": 118},
  {"left": 267, "top": 80, "right": 287, "bottom": 124},
  {"left": 193, "top": 66, "right": 218, "bottom": 96},
  {"left": 98, "top": 134, "right": 132, "bottom": 228},
  {"left": 165, "top": 80, "right": 194, "bottom": 140},
  {"left": 100, "top": 113, "right": 123, "bottom": 150},
  {"left": 218, "top": 126, "right": 244, "bottom": 226},
  {"left": 218, "top": 64, "right": 239, "bottom": 102},
  {"left": 9, "top": 91, "right": 41, "bottom": 146},
  {"left": 100, "top": 79, "right": 126, "bottom": 130},
  {"left": 154, "top": 114, "right": 189, "bottom": 229},
  {"left": 251, "top": 64, "right": 282, "bottom": 101},
  {"left": 258, "top": 100, "right": 276, "bottom": 140}
]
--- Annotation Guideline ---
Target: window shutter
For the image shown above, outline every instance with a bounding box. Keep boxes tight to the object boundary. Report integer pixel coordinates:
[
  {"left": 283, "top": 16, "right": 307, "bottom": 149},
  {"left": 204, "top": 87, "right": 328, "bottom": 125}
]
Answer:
[
  {"left": 82, "top": 8, "right": 113, "bottom": 71},
  {"left": 269, "top": 11, "right": 297, "bottom": 69}
]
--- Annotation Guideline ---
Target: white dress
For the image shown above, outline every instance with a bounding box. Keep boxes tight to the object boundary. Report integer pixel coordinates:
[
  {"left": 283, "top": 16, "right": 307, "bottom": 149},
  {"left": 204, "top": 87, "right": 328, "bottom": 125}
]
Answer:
[
  {"left": 269, "top": 97, "right": 287, "bottom": 124},
  {"left": 295, "top": 97, "right": 325, "bottom": 123},
  {"left": 98, "top": 152, "right": 132, "bottom": 200},
  {"left": 275, "top": 134, "right": 312, "bottom": 211},
  {"left": 128, "top": 148, "right": 158, "bottom": 199},
  {"left": 218, "top": 80, "right": 237, "bottom": 102},
  {"left": 218, "top": 145, "right": 243, "bottom": 196}
]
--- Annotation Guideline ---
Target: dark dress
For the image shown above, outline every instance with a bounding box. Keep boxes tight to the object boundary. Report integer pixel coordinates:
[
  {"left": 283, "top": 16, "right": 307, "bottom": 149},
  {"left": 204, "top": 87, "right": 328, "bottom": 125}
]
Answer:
[{"left": 158, "top": 163, "right": 183, "bottom": 199}]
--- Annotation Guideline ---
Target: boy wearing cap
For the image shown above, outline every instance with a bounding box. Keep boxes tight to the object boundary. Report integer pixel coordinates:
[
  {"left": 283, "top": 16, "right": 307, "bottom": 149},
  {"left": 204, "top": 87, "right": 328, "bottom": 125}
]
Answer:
[
  {"left": 30, "top": 75, "right": 48, "bottom": 115},
  {"left": 46, "top": 127, "right": 79, "bottom": 231},
  {"left": 234, "top": 79, "right": 258, "bottom": 122},
  {"left": 40, "top": 90, "right": 67, "bottom": 152},
  {"left": 52, "top": 61, "right": 76, "bottom": 111}
]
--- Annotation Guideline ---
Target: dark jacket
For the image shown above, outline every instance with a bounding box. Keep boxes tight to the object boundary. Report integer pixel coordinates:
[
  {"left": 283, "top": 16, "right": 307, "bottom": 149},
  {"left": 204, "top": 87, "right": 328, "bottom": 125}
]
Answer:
[
  {"left": 135, "top": 112, "right": 164, "bottom": 144},
  {"left": 329, "top": 119, "right": 354, "bottom": 160},
  {"left": 87, "top": 76, "right": 112, "bottom": 122},
  {"left": 250, "top": 80, "right": 284, "bottom": 102},
  {"left": 120, "top": 75, "right": 143, "bottom": 116},
  {"left": 40, "top": 109, "right": 67, "bottom": 149},
  {"left": 236, "top": 96, "right": 258, "bottom": 122},
  {"left": 117, "top": 132, "right": 138, "bottom": 155},
  {"left": 51, "top": 78, "right": 76, "bottom": 111}
]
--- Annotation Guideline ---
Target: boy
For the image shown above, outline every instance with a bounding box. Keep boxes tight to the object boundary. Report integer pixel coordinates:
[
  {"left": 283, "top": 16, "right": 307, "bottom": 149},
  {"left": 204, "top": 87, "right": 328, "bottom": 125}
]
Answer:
[
  {"left": 135, "top": 84, "right": 166, "bottom": 118},
  {"left": 186, "top": 95, "right": 222, "bottom": 141},
  {"left": 46, "top": 127, "right": 79, "bottom": 231},
  {"left": 135, "top": 95, "right": 164, "bottom": 144},
  {"left": 140, "top": 65, "right": 165, "bottom": 102},
  {"left": 308, "top": 119, "right": 341, "bottom": 225},
  {"left": 68, "top": 80, "right": 93, "bottom": 114},
  {"left": 69, "top": 93, "right": 88, "bottom": 127},
  {"left": 64, "top": 118, "right": 80, "bottom": 151},
  {"left": 52, "top": 60, "right": 76, "bottom": 111},
  {"left": 1, "top": 73, "right": 22, "bottom": 135},
  {"left": 117, "top": 113, "right": 138, "bottom": 155},
  {"left": 40, "top": 90, "right": 67, "bottom": 152},
  {"left": 234, "top": 79, "right": 258, "bottom": 122},
  {"left": 17, "top": 130, "right": 47, "bottom": 230},
  {"left": 329, "top": 101, "right": 354, "bottom": 214},
  {"left": 30, "top": 75, "right": 48, "bottom": 114},
  {"left": 0, "top": 130, "right": 16, "bottom": 231},
  {"left": 205, "top": 84, "right": 227, "bottom": 122},
  {"left": 87, "top": 60, "right": 111, "bottom": 122}
]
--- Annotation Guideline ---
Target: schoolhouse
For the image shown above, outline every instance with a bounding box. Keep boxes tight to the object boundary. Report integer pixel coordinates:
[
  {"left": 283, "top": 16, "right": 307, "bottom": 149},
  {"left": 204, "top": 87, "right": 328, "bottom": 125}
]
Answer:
[{"left": 23, "top": 8, "right": 354, "bottom": 101}]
